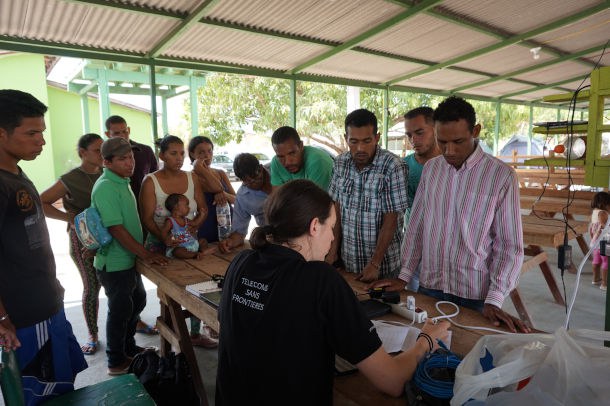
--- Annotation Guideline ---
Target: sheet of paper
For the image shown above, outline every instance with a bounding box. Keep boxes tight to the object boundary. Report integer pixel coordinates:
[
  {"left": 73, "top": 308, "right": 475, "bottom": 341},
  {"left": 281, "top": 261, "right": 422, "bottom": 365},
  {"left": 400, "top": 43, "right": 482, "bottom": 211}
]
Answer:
[
  {"left": 372, "top": 320, "right": 412, "bottom": 353},
  {"left": 372, "top": 320, "right": 452, "bottom": 353},
  {"left": 185, "top": 280, "right": 221, "bottom": 297}
]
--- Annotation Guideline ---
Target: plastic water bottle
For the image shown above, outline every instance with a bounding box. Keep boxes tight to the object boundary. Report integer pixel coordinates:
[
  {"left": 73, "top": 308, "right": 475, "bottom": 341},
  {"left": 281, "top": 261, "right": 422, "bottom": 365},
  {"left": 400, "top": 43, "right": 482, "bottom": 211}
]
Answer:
[{"left": 216, "top": 202, "right": 231, "bottom": 241}]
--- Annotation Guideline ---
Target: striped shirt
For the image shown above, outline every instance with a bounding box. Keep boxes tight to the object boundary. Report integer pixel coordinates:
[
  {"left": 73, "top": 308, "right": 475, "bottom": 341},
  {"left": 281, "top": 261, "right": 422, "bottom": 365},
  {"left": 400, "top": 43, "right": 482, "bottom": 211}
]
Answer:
[
  {"left": 329, "top": 147, "right": 408, "bottom": 278},
  {"left": 399, "top": 144, "right": 523, "bottom": 308}
]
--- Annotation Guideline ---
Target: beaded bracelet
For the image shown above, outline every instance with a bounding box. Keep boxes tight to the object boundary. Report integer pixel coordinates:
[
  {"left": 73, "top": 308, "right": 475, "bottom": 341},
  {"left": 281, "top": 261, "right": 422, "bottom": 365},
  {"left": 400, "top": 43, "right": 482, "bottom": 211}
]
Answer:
[{"left": 417, "top": 332, "right": 434, "bottom": 352}]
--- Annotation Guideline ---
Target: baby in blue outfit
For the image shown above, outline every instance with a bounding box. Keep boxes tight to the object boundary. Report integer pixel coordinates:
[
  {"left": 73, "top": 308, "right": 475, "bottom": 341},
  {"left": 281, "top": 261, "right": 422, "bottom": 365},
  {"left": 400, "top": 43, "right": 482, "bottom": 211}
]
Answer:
[{"left": 163, "top": 193, "right": 211, "bottom": 259}]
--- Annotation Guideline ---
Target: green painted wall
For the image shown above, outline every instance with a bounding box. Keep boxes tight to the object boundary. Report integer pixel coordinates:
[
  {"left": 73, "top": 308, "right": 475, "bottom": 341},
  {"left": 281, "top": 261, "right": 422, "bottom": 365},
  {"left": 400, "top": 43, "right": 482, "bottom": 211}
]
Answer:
[
  {"left": 0, "top": 53, "right": 56, "bottom": 189},
  {"left": 47, "top": 86, "right": 152, "bottom": 184},
  {"left": 0, "top": 53, "right": 152, "bottom": 190}
]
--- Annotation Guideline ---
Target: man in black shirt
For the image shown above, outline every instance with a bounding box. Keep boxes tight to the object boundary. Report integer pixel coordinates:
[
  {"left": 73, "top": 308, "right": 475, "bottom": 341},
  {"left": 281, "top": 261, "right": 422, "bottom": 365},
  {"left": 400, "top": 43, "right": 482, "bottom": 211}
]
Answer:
[{"left": 0, "top": 89, "right": 87, "bottom": 404}]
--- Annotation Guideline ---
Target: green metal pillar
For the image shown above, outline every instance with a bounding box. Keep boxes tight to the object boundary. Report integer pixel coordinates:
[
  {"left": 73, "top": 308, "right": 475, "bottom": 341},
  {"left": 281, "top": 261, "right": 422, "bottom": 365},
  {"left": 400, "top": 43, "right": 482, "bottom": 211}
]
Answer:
[
  {"left": 382, "top": 87, "right": 389, "bottom": 149},
  {"left": 290, "top": 79, "right": 297, "bottom": 128},
  {"left": 149, "top": 62, "right": 159, "bottom": 142},
  {"left": 493, "top": 101, "right": 501, "bottom": 155},
  {"left": 80, "top": 94, "right": 90, "bottom": 134},
  {"left": 527, "top": 104, "right": 534, "bottom": 155},
  {"left": 97, "top": 69, "right": 111, "bottom": 135},
  {"left": 161, "top": 96, "right": 169, "bottom": 136},
  {"left": 190, "top": 75, "right": 199, "bottom": 139}
]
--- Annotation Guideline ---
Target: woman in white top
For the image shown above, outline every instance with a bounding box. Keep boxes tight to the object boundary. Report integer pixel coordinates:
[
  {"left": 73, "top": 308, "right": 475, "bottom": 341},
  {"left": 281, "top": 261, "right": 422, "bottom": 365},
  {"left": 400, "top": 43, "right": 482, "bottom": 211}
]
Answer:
[
  {"left": 140, "top": 135, "right": 207, "bottom": 251},
  {"left": 139, "top": 135, "right": 218, "bottom": 348}
]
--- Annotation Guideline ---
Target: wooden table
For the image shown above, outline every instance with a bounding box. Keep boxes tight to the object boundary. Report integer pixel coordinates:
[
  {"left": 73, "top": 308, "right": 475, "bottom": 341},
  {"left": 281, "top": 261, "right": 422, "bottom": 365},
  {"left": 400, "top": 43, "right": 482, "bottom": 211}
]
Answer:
[
  {"left": 515, "top": 168, "right": 586, "bottom": 189},
  {"left": 511, "top": 215, "right": 589, "bottom": 327},
  {"left": 519, "top": 187, "right": 594, "bottom": 219},
  {"left": 137, "top": 249, "right": 516, "bottom": 406}
]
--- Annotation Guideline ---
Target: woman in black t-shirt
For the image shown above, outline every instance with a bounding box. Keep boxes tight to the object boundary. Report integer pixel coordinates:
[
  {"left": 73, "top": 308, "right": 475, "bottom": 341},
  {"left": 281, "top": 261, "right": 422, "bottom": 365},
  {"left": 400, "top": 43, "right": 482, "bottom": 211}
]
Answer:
[{"left": 217, "top": 179, "right": 449, "bottom": 405}]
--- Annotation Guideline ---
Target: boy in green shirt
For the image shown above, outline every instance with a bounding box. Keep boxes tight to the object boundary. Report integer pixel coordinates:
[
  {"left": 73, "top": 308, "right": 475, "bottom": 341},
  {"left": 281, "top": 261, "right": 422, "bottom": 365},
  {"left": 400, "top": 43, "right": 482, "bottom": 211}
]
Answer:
[{"left": 92, "top": 137, "right": 167, "bottom": 375}]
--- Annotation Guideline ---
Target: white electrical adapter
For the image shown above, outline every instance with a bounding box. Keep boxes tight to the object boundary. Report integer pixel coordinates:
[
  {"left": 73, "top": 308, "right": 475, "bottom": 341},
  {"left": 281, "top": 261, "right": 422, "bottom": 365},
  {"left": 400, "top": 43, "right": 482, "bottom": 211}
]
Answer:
[{"left": 390, "top": 303, "right": 428, "bottom": 323}]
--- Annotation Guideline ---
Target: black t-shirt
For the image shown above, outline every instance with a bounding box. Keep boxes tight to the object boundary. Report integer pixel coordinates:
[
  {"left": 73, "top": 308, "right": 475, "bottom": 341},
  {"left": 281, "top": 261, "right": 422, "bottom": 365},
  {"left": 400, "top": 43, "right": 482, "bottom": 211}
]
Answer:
[
  {"left": 0, "top": 168, "right": 63, "bottom": 328},
  {"left": 216, "top": 245, "right": 382, "bottom": 406}
]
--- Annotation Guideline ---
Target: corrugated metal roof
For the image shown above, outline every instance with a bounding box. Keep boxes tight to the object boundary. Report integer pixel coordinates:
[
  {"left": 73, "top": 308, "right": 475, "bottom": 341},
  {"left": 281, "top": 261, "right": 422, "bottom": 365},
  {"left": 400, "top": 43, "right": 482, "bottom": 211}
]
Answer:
[
  {"left": 302, "top": 50, "right": 426, "bottom": 83},
  {"left": 165, "top": 24, "right": 330, "bottom": 70},
  {"left": 359, "top": 13, "right": 498, "bottom": 62},
  {"left": 454, "top": 45, "right": 557, "bottom": 76},
  {"left": 126, "top": 0, "right": 196, "bottom": 14},
  {"left": 463, "top": 80, "right": 533, "bottom": 98},
  {"left": 531, "top": 9, "right": 610, "bottom": 52},
  {"left": 206, "top": 0, "right": 404, "bottom": 43},
  {"left": 440, "top": 0, "right": 602, "bottom": 34},
  {"left": 0, "top": 0, "right": 607, "bottom": 104},
  {"left": 515, "top": 60, "right": 593, "bottom": 83},
  {"left": 396, "top": 69, "right": 489, "bottom": 90}
]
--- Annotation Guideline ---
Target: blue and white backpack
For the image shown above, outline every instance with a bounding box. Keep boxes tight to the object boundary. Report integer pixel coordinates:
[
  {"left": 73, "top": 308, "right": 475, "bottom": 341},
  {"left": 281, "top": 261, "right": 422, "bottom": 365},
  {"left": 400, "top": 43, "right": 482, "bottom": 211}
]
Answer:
[{"left": 74, "top": 207, "right": 112, "bottom": 250}]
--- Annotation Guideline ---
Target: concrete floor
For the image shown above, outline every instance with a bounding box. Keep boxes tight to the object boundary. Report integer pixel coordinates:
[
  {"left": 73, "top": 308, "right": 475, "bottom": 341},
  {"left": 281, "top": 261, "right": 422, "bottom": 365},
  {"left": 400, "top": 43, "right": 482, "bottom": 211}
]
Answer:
[{"left": 2, "top": 214, "right": 607, "bottom": 405}]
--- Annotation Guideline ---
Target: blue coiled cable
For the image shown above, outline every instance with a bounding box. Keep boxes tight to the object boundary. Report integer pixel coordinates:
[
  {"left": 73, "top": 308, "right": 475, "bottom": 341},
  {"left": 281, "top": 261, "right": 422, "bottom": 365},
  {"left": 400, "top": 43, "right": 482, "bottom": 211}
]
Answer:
[{"left": 413, "top": 341, "right": 461, "bottom": 400}]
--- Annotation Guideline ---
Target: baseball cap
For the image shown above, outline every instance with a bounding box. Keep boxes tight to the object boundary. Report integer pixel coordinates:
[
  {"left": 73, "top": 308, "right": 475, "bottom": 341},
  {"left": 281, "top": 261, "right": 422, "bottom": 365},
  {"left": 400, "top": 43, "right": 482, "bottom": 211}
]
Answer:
[{"left": 101, "top": 137, "right": 132, "bottom": 159}]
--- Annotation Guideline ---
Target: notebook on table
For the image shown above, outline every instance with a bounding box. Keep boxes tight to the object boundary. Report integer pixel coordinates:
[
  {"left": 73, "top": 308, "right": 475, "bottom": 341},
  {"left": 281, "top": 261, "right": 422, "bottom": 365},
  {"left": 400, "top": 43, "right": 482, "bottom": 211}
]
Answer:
[{"left": 186, "top": 281, "right": 222, "bottom": 308}]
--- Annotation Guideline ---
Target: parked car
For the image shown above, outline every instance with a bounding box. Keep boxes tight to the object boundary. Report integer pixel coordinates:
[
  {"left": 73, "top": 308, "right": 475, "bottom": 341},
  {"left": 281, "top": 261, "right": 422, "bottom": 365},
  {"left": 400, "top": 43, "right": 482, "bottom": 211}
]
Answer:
[
  {"left": 211, "top": 154, "right": 236, "bottom": 180},
  {"left": 252, "top": 153, "right": 271, "bottom": 166}
]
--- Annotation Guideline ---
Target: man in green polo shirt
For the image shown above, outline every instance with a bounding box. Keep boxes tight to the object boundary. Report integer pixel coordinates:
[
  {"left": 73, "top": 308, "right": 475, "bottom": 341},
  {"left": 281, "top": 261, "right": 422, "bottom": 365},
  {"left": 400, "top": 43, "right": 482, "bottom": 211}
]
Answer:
[
  {"left": 270, "top": 126, "right": 334, "bottom": 190},
  {"left": 91, "top": 137, "right": 167, "bottom": 376}
]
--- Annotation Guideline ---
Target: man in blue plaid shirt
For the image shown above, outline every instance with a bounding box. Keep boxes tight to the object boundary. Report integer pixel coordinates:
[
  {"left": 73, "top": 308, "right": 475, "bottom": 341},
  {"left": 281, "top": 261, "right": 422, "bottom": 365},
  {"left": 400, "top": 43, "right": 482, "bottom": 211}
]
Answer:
[{"left": 328, "top": 109, "right": 408, "bottom": 281}]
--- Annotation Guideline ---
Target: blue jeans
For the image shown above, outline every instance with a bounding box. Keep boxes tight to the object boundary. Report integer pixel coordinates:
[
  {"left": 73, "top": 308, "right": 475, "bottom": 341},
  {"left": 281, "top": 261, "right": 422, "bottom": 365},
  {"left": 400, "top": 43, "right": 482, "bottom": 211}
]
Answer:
[
  {"left": 417, "top": 287, "right": 485, "bottom": 312},
  {"left": 97, "top": 266, "right": 146, "bottom": 367}
]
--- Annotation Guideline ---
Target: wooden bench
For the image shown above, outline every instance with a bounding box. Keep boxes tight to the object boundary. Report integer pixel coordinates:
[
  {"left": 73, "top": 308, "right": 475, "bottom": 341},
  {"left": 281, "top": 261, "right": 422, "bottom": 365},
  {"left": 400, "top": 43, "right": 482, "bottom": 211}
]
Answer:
[
  {"left": 520, "top": 187, "right": 594, "bottom": 220},
  {"left": 510, "top": 250, "right": 549, "bottom": 328},
  {"left": 509, "top": 215, "right": 590, "bottom": 327},
  {"left": 515, "top": 168, "right": 586, "bottom": 188}
]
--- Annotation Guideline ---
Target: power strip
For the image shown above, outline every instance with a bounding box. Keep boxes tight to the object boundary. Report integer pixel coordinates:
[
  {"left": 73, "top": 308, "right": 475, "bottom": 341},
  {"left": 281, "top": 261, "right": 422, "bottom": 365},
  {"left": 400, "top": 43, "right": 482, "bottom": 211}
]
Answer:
[{"left": 390, "top": 303, "right": 428, "bottom": 323}]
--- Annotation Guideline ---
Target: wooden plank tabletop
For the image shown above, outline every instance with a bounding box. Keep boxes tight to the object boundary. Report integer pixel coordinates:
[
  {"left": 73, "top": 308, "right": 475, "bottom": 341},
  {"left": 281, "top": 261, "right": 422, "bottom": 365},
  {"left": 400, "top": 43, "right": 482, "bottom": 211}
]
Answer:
[
  {"left": 520, "top": 195, "right": 592, "bottom": 216},
  {"left": 137, "top": 248, "right": 521, "bottom": 406},
  {"left": 521, "top": 215, "right": 588, "bottom": 247}
]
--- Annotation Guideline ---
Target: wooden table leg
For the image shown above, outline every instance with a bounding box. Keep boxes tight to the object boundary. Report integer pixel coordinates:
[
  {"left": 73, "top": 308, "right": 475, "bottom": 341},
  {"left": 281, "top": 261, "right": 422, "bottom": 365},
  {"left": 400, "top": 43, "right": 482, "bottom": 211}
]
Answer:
[
  {"left": 167, "top": 298, "right": 209, "bottom": 406},
  {"left": 525, "top": 245, "right": 566, "bottom": 306},
  {"left": 155, "top": 290, "right": 209, "bottom": 406},
  {"left": 509, "top": 288, "right": 534, "bottom": 328},
  {"left": 576, "top": 235, "right": 589, "bottom": 257},
  {"left": 158, "top": 301, "right": 172, "bottom": 356}
]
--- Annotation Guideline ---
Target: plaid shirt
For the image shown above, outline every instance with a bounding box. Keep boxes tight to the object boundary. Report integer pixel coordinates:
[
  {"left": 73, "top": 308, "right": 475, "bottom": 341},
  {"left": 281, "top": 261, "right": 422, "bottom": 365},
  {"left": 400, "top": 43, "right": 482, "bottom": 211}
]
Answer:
[{"left": 329, "top": 147, "right": 408, "bottom": 277}]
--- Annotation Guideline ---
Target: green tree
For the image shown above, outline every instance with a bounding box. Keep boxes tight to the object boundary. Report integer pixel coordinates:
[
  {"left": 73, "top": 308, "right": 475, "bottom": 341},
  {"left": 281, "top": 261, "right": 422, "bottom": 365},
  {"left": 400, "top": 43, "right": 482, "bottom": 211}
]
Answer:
[
  {"left": 191, "top": 73, "right": 448, "bottom": 154},
  {"left": 189, "top": 72, "right": 547, "bottom": 156}
]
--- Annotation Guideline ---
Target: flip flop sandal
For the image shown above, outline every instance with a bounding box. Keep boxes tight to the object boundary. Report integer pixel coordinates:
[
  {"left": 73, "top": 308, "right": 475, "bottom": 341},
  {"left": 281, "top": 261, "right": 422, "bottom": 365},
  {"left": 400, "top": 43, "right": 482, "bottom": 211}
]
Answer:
[
  {"left": 136, "top": 324, "right": 159, "bottom": 335},
  {"left": 81, "top": 341, "right": 98, "bottom": 355}
]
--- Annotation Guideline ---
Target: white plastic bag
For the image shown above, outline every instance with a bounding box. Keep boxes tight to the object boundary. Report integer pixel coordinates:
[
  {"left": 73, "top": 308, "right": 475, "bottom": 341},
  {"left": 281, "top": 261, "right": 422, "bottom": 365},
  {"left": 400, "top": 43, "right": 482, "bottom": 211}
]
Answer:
[{"left": 452, "top": 328, "right": 610, "bottom": 406}]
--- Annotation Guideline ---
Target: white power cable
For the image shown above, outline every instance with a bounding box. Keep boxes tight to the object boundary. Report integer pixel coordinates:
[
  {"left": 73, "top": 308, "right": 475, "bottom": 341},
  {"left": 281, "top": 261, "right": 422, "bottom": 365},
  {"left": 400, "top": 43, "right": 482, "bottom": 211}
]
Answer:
[
  {"left": 432, "top": 301, "right": 516, "bottom": 335},
  {"left": 564, "top": 218, "right": 610, "bottom": 329}
]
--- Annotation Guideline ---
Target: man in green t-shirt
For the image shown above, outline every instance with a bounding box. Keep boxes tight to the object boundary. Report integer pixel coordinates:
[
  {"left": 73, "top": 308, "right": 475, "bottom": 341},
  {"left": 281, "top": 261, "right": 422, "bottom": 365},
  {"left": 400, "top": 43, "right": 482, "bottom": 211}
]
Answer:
[
  {"left": 91, "top": 137, "right": 167, "bottom": 376},
  {"left": 401, "top": 106, "right": 441, "bottom": 292},
  {"left": 270, "top": 126, "right": 334, "bottom": 190}
]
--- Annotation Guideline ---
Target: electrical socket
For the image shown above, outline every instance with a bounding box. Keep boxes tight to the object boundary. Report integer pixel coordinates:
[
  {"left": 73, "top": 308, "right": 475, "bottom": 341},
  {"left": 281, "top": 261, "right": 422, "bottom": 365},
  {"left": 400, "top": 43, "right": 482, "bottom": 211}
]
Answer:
[{"left": 390, "top": 303, "right": 428, "bottom": 323}]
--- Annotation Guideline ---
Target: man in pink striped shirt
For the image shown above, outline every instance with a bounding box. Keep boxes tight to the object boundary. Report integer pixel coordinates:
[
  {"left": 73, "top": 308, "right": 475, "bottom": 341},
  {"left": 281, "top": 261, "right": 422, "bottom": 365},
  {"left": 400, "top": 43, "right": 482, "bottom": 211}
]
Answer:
[{"left": 373, "top": 96, "right": 529, "bottom": 333}]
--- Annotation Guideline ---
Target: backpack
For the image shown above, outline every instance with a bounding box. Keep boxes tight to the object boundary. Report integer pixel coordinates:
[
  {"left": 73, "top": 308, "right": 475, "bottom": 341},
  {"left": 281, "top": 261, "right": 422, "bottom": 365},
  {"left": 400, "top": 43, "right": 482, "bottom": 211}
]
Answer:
[
  {"left": 74, "top": 207, "right": 112, "bottom": 250},
  {"left": 128, "top": 349, "right": 198, "bottom": 406}
]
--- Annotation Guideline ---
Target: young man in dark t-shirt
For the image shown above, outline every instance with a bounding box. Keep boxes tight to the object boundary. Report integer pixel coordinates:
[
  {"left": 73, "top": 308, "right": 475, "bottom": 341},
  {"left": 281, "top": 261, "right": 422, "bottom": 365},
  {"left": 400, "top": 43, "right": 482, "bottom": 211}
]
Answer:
[{"left": 0, "top": 89, "right": 87, "bottom": 404}]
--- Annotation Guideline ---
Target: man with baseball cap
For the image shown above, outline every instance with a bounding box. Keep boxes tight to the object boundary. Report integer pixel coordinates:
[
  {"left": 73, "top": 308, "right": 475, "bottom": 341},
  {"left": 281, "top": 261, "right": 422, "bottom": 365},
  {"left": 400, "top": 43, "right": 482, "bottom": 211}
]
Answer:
[{"left": 92, "top": 137, "right": 167, "bottom": 375}]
